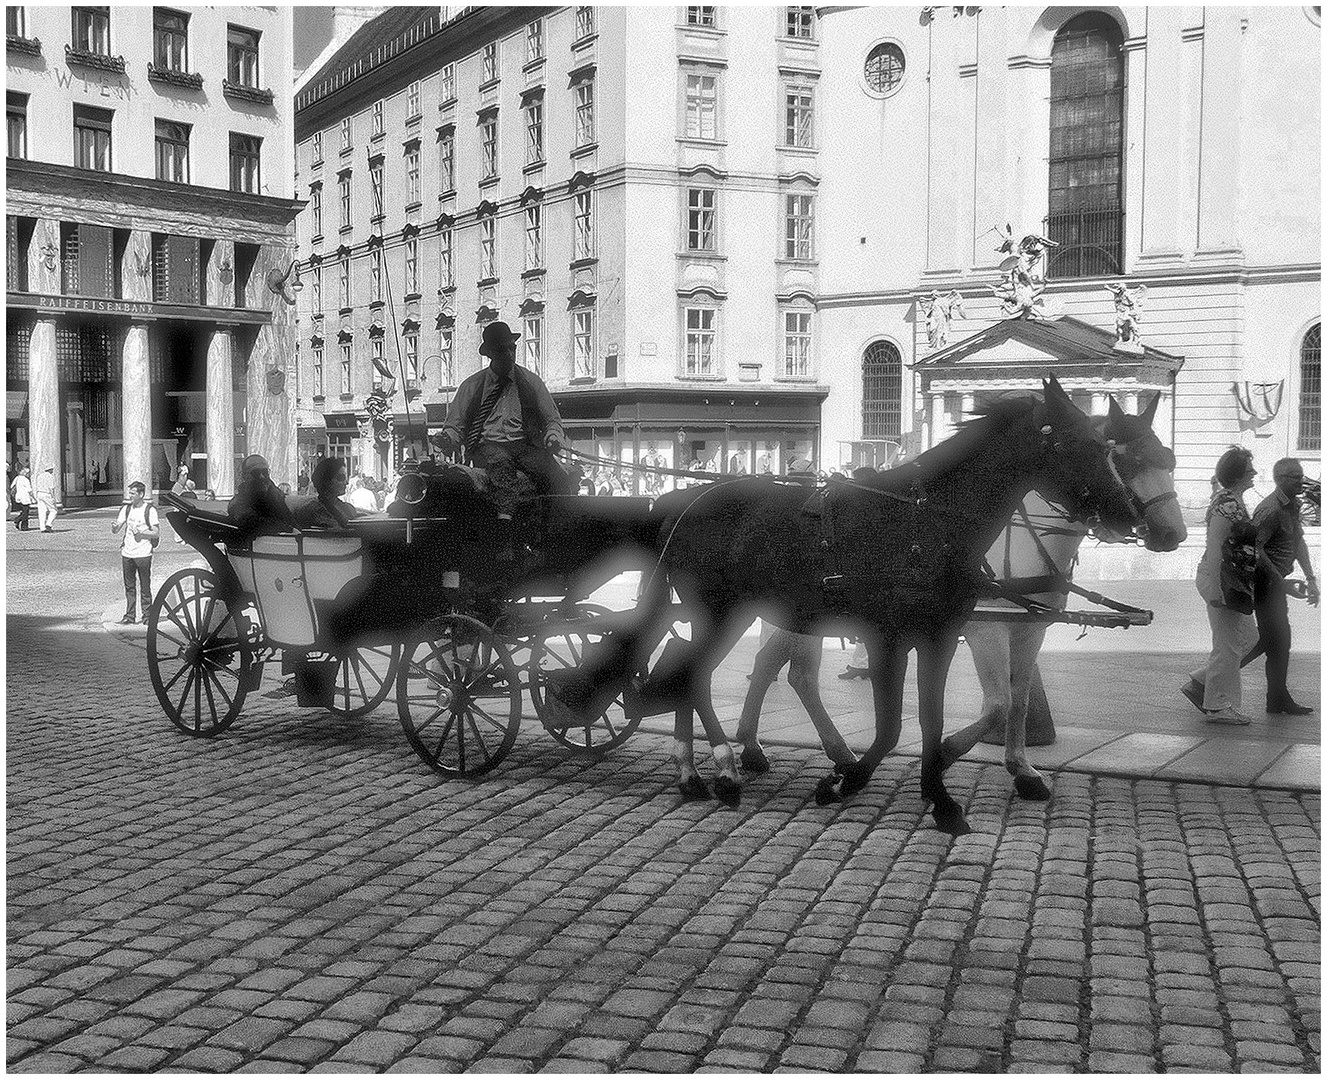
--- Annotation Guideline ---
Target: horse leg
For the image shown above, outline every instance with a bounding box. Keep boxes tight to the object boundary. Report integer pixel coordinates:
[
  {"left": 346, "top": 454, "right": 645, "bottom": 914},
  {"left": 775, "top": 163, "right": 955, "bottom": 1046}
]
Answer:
[
  {"left": 916, "top": 634, "right": 970, "bottom": 836},
  {"left": 942, "top": 624, "right": 1011, "bottom": 768},
  {"left": 1006, "top": 624, "right": 1052, "bottom": 801},
  {"left": 784, "top": 634, "right": 856, "bottom": 765},
  {"left": 674, "top": 704, "right": 710, "bottom": 800},
  {"left": 688, "top": 613, "right": 754, "bottom": 808},
  {"left": 733, "top": 626, "right": 794, "bottom": 774},
  {"left": 839, "top": 636, "right": 907, "bottom": 797}
]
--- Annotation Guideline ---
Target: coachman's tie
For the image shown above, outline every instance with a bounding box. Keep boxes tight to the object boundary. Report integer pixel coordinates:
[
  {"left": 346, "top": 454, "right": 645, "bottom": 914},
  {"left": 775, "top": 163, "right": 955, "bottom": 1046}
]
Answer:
[{"left": 465, "top": 374, "right": 509, "bottom": 454}]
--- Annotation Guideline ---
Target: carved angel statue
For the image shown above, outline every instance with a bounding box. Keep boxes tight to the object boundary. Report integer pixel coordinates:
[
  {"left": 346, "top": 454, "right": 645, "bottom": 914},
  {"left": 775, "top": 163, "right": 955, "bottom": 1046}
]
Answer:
[
  {"left": 1105, "top": 281, "right": 1146, "bottom": 353},
  {"left": 990, "top": 224, "right": 1061, "bottom": 319},
  {"left": 917, "top": 289, "right": 967, "bottom": 350}
]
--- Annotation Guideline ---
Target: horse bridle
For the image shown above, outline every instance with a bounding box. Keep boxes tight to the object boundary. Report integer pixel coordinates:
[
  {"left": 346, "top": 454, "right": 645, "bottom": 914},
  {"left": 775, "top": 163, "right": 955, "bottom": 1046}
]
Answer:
[{"left": 1103, "top": 436, "right": 1180, "bottom": 537}]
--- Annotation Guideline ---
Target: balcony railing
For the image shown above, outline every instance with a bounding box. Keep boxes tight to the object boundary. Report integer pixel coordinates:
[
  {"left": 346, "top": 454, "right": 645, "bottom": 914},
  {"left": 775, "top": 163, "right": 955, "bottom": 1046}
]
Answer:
[{"left": 1044, "top": 206, "right": 1123, "bottom": 280}]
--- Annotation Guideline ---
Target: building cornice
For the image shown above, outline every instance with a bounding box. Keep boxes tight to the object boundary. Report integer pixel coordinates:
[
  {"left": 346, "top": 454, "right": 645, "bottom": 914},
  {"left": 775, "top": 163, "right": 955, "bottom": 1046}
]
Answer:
[{"left": 6, "top": 160, "right": 303, "bottom": 244}]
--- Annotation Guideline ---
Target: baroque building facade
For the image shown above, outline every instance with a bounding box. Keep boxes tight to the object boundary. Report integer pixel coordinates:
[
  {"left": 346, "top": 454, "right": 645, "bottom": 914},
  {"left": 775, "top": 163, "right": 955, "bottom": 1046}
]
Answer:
[{"left": 6, "top": 4, "right": 300, "bottom": 501}]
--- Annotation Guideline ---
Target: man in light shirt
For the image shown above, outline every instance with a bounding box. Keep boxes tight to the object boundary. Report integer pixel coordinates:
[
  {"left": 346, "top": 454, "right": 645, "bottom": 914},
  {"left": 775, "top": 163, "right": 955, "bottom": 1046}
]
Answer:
[
  {"left": 437, "top": 321, "right": 571, "bottom": 559},
  {"left": 111, "top": 481, "right": 159, "bottom": 624}
]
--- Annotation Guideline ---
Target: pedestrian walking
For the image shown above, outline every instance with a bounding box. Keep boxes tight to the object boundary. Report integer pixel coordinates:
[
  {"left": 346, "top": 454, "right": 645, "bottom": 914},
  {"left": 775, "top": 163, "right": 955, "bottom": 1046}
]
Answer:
[
  {"left": 112, "top": 481, "right": 159, "bottom": 624},
  {"left": 1181, "top": 447, "right": 1261, "bottom": 724},
  {"left": 1242, "top": 458, "right": 1319, "bottom": 714},
  {"left": 9, "top": 463, "right": 33, "bottom": 531},
  {"left": 34, "top": 465, "right": 58, "bottom": 532}
]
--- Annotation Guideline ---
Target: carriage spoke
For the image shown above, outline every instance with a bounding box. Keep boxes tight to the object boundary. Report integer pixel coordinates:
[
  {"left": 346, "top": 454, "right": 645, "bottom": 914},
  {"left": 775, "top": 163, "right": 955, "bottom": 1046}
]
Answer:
[
  {"left": 160, "top": 660, "right": 191, "bottom": 696},
  {"left": 174, "top": 668, "right": 198, "bottom": 723},
  {"left": 463, "top": 712, "right": 494, "bottom": 762},
  {"left": 165, "top": 607, "right": 193, "bottom": 642},
  {"left": 199, "top": 593, "right": 218, "bottom": 639},
  {"left": 467, "top": 701, "right": 510, "bottom": 736},
  {"left": 200, "top": 670, "right": 220, "bottom": 724},
  {"left": 203, "top": 666, "right": 235, "bottom": 713},
  {"left": 154, "top": 626, "right": 190, "bottom": 653},
  {"left": 431, "top": 712, "right": 458, "bottom": 765},
  {"left": 412, "top": 706, "right": 447, "bottom": 734}
]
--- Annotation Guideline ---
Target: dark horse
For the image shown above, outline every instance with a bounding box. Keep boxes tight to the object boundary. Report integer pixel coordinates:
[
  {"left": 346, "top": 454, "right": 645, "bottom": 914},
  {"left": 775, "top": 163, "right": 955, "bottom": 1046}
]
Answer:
[{"left": 544, "top": 378, "right": 1139, "bottom": 835}]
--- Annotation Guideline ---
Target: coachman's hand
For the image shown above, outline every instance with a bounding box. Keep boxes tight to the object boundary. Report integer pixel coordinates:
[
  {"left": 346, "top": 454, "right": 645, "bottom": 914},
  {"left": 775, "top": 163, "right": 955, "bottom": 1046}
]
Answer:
[
  {"left": 1308, "top": 582, "right": 1320, "bottom": 608},
  {"left": 545, "top": 432, "right": 563, "bottom": 452}
]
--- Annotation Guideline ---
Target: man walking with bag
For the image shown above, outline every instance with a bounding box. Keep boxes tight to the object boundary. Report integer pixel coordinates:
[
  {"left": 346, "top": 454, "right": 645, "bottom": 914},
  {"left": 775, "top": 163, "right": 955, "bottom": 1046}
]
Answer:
[{"left": 112, "top": 481, "right": 159, "bottom": 624}]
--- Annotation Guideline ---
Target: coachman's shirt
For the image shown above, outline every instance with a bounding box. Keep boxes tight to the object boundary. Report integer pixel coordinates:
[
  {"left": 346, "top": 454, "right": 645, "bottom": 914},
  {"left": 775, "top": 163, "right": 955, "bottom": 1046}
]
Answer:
[
  {"left": 440, "top": 365, "right": 565, "bottom": 451},
  {"left": 1252, "top": 488, "right": 1308, "bottom": 577}
]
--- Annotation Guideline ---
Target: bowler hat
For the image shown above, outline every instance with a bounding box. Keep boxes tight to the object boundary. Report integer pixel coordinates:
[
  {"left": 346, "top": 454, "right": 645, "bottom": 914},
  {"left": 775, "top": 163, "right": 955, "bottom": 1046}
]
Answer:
[{"left": 479, "top": 320, "right": 520, "bottom": 358}]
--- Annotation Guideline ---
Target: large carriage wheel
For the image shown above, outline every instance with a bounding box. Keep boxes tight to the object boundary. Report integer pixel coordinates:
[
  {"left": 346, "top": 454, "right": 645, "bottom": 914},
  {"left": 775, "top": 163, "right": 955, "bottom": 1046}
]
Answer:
[
  {"left": 326, "top": 644, "right": 399, "bottom": 719},
  {"left": 529, "top": 603, "right": 643, "bottom": 756},
  {"left": 397, "top": 614, "right": 521, "bottom": 777},
  {"left": 148, "top": 567, "right": 254, "bottom": 737}
]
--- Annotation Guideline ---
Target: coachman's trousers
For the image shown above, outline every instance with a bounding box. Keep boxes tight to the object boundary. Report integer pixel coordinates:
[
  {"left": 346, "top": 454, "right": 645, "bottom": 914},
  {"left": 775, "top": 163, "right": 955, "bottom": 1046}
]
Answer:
[{"left": 471, "top": 441, "right": 572, "bottom": 517}]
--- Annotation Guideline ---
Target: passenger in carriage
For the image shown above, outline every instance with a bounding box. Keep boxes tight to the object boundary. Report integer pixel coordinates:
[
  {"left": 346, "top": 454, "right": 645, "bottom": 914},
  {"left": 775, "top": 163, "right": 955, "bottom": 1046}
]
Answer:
[
  {"left": 436, "top": 320, "right": 573, "bottom": 559},
  {"left": 228, "top": 454, "right": 296, "bottom": 538},
  {"left": 293, "top": 456, "right": 356, "bottom": 530}
]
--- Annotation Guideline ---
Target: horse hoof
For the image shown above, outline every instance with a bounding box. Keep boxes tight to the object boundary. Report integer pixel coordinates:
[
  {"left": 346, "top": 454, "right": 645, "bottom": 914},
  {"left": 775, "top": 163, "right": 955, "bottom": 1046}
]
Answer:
[
  {"left": 740, "top": 745, "right": 771, "bottom": 774},
  {"left": 679, "top": 777, "right": 710, "bottom": 802},
  {"left": 713, "top": 775, "right": 742, "bottom": 808},
  {"left": 1014, "top": 774, "right": 1052, "bottom": 801},
  {"left": 839, "top": 762, "right": 870, "bottom": 796},
  {"left": 814, "top": 776, "right": 841, "bottom": 806},
  {"left": 934, "top": 807, "right": 972, "bottom": 836}
]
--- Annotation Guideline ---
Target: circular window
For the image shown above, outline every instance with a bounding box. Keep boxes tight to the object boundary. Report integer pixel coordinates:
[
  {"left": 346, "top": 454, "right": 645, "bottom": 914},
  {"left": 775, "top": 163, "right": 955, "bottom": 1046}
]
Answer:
[{"left": 864, "top": 42, "right": 906, "bottom": 96}]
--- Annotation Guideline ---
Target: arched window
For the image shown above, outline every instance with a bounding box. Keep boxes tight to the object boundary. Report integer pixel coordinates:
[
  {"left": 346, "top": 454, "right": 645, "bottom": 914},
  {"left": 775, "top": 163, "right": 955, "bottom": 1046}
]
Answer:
[
  {"left": 1299, "top": 323, "right": 1320, "bottom": 451},
  {"left": 1045, "top": 12, "right": 1125, "bottom": 279},
  {"left": 862, "top": 340, "right": 902, "bottom": 440}
]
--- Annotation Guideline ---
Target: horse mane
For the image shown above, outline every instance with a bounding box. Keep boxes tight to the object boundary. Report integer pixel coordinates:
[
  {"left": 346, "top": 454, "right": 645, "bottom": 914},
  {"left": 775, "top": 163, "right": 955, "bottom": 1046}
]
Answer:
[{"left": 860, "top": 395, "right": 1041, "bottom": 488}]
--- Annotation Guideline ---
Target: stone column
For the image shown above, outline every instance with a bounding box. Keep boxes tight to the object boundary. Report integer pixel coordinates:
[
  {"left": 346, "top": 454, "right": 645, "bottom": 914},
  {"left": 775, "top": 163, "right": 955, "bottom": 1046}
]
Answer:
[
  {"left": 1139, "top": 13, "right": 1186, "bottom": 259},
  {"left": 1195, "top": 9, "right": 1242, "bottom": 256},
  {"left": 207, "top": 327, "right": 236, "bottom": 497},
  {"left": 206, "top": 240, "right": 237, "bottom": 309},
  {"left": 27, "top": 320, "right": 60, "bottom": 500},
  {"left": 245, "top": 243, "right": 297, "bottom": 488},
  {"left": 121, "top": 325, "right": 152, "bottom": 490}
]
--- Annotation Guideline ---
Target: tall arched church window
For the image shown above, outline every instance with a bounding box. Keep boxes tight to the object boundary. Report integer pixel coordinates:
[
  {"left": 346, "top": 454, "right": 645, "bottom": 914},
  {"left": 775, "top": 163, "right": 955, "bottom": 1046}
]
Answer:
[
  {"left": 862, "top": 340, "right": 902, "bottom": 440},
  {"left": 1299, "top": 323, "right": 1320, "bottom": 451},
  {"left": 1045, "top": 12, "right": 1125, "bottom": 279}
]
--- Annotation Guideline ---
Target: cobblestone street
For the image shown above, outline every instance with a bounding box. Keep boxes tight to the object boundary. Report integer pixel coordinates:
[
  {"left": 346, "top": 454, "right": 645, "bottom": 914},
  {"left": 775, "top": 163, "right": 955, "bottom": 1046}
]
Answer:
[{"left": 8, "top": 570, "right": 1321, "bottom": 1073}]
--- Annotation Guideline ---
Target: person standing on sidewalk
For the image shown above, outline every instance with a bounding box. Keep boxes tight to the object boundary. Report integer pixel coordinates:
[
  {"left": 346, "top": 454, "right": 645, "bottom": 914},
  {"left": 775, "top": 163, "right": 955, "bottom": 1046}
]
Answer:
[
  {"left": 112, "top": 481, "right": 159, "bottom": 624},
  {"left": 9, "top": 463, "right": 33, "bottom": 531},
  {"left": 1181, "top": 447, "right": 1260, "bottom": 725},
  {"left": 33, "top": 465, "right": 58, "bottom": 532},
  {"left": 1245, "top": 458, "right": 1319, "bottom": 714}
]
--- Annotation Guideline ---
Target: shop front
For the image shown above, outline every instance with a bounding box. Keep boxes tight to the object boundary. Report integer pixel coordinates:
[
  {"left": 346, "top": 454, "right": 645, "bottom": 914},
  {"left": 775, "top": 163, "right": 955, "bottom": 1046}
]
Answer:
[{"left": 555, "top": 387, "right": 825, "bottom": 495}]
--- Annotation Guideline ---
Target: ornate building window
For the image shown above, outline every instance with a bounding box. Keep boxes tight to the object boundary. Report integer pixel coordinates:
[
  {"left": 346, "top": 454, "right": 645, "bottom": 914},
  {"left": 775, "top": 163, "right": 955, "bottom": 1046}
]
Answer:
[
  {"left": 783, "top": 310, "right": 812, "bottom": 377},
  {"left": 684, "top": 73, "right": 717, "bottom": 139},
  {"left": 407, "top": 79, "right": 420, "bottom": 118},
  {"left": 572, "top": 307, "right": 595, "bottom": 379},
  {"left": 526, "top": 19, "right": 543, "bottom": 62},
  {"left": 311, "top": 265, "right": 322, "bottom": 312},
  {"left": 479, "top": 215, "right": 496, "bottom": 280},
  {"left": 152, "top": 8, "right": 188, "bottom": 71},
  {"left": 339, "top": 116, "right": 351, "bottom": 151},
  {"left": 573, "top": 190, "right": 594, "bottom": 261},
  {"left": 575, "top": 6, "right": 595, "bottom": 41},
  {"left": 481, "top": 41, "right": 497, "bottom": 83},
  {"left": 862, "top": 340, "right": 902, "bottom": 440},
  {"left": 863, "top": 41, "right": 904, "bottom": 96},
  {"left": 371, "top": 99, "right": 384, "bottom": 137},
  {"left": 338, "top": 254, "right": 350, "bottom": 309},
  {"left": 311, "top": 186, "right": 322, "bottom": 236},
  {"left": 312, "top": 344, "right": 324, "bottom": 397},
  {"left": 440, "top": 63, "right": 456, "bottom": 103},
  {"left": 312, "top": 130, "right": 323, "bottom": 163},
  {"left": 574, "top": 79, "right": 595, "bottom": 147},
  {"left": 7, "top": 92, "right": 26, "bottom": 159},
  {"left": 524, "top": 98, "right": 544, "bottom": 164},
  {"left": 338, "top": 173, "right": 352, "bottom": 229},
  {"left": 525, "top": 205, "right": 543, "bottom": 271},
  {"left": 684, "top": 307, "right": 717, "bottom": 377},
  {"left": 405, "top": 236, "right": 418, "bottom": 295},
  {"left": 227, "top": 24, "right": 258, "bottom": 86},
  {"left": 229, "top": 133, "right": 260, "bottom": 193},
  {"left": 784, "top": 193, "right": 814, "bottom": 260},
  {"left": 686, "top": 188, "right": 716, "bottom": 252},
  {"left": 687, "top": 7, "right": 716, "bottom": 27},
  {"left": 480, "top": 116, "right": 498, "bottom": 179},
  {"left": 73, "top": 6, "right": 111, "bottom": 54},
  {"left": 403, "top": 328, "right": 419, "bottom": 382},
  {"left": 370, "top": 248, "right": 382, "bottom": 303},
  {"left": 1045, "top": 12, "right": 1125, "bottom": 279},
  {"left": 523, "top": 314, "right": 543, "bottom": 376},
  {"left": 438, "top": 129, "right": 455, "bottom": 191},
  {"left": 439, "top": 227, "right": 453, "bottom": 288},
  {"left": 1300, "top": 323, "right": 1321, "bottom": 452},
  {"left": 74, "top": 105, "right": 113, "bottom": 172},
  {"left": 785, "top": 85, "right": 814, "bottom": 147},
  {"left": 437, "top": 327, "right": 454, "bottom": 387},
  {"left": 340, "top": 341, "right": 352, "bottom": 395},
  {"left": 154, "top": 119, "right": 189, "bottom": 182},
  {"left": 405, "top": 146, "right": 420, "bottom": 204},
  {"left": 370, "top": 336, "right": 385, "bottom": 387},
  {"left": 786, "top": 6, "right": 816, "bottom": 38}
]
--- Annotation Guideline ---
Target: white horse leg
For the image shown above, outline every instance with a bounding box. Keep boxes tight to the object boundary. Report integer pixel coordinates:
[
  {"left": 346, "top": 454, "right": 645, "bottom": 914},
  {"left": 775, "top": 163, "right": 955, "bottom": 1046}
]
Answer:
[
  {"left": 1006, "top": 624, "right": 1052, "bottom": 800},
  {"left": 673, "top": 707, "right": 708, "bottom": 800},
  {"left": 941, "top": 623, "right": 1011, "bottom": 768}
]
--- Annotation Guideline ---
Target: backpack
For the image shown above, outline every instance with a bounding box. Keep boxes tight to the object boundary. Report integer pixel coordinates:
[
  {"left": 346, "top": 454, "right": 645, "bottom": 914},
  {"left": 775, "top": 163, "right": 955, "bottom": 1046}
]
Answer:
[{"left": 120, "top": 503, "right": 159, "bottom": 550}]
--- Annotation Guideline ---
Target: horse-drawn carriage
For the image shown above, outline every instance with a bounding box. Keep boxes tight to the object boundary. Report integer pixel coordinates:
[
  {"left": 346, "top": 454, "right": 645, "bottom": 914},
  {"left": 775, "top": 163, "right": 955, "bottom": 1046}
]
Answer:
[{"left": 150, "top": 487, "right": 657, "bottom": 777}]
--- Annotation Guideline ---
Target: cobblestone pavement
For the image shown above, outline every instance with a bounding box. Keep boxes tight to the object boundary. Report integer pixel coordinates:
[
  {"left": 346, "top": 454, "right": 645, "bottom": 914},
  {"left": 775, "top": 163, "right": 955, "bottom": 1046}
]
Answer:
[{"left": 7, "top": 610, "right": 1321, "bottom": 1074}]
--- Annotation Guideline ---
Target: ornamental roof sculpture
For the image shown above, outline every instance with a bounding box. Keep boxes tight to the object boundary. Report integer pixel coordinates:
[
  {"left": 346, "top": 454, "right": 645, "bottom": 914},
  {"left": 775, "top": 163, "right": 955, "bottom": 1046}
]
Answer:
[{"left": 989, "top": 224, "right": 1061, "bottom": 320}]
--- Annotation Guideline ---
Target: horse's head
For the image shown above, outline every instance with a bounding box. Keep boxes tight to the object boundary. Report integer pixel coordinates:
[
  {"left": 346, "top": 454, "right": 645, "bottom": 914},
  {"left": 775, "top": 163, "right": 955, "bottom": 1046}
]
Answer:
[
  {"left": 1030, "top": 377, "right": 1138, "bottom": 537},
  {"left": 1094, "top": 393, "right": 1187, "bottom": 551}
]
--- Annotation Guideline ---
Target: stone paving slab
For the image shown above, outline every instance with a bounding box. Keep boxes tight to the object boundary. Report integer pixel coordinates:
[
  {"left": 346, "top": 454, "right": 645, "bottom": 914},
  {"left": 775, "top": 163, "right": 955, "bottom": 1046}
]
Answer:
[{"left": 7, "top": 615, "right": 1322, "bottom": 1073}]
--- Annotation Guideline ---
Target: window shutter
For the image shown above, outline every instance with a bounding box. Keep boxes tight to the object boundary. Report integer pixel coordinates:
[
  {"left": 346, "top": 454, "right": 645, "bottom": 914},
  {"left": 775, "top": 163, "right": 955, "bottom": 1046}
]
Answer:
[
  {"left": 168, "top": 235, "right": 200, "bottom": 304},
  {"left": 78, "top": 224, "right": 114, "bottom": 298}
]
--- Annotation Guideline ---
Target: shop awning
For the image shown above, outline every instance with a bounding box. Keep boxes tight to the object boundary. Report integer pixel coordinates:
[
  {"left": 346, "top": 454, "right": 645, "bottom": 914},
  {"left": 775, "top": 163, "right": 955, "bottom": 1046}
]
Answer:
[{"left": 7, "top": 391, "right": 27, "bottom": 421}]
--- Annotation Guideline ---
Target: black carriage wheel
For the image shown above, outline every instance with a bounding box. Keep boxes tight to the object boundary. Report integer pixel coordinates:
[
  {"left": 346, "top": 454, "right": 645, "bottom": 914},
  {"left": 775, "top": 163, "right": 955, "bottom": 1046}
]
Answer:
[
  {"left": 326, "top": 644, "right": 399, "bottom": 719},
  {"left": 148, "top": 567, "right": 253, "bottom": 738},
  {"left": 396, "top": 614, "right": 521, "bottom": 777},
  {"left": 529, "top": 603, "right": 643, "bottom": 756}
]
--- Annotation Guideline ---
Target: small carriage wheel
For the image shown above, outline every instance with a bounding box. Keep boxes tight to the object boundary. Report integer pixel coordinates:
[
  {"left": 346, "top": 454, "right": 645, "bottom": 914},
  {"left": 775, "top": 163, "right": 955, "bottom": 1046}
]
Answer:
[
  {"left": 148, "top": 567, "right": 253, "bottom": 738},
  {"left": 396, "top": 614, "right": 521, "bottom": 778},
  {"left": 529, "top": 603, "right": 643, "bottom": 756},
  {"left": 326, "top": 644, "right": 399, "bottom": 719}
]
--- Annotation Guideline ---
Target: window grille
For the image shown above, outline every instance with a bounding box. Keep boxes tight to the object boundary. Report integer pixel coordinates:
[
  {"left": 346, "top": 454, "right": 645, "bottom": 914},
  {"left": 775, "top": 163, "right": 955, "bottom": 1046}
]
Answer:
[
  {"left": 227, "top": 25, "right": 259, "bottom": 86},
  {"left": 686, "top": 188, "right": 716, "bottom": 252},
  {"left": 1300, "top": 323, "right": 1321, "bottom": 452},
  {"left": 56, "top": 324, "right": 114, "bottom": 382},
  {"left": 862, "top": 340, "right": 902, "bottom": 439},
  {"left": 8, "top": 317, "right": 31, "bottom": 380},
  {"left": 1045, "top": 13, "right": 1125, "bottom": 279},
  {"left": 684, "top": 308, "right": 716, "bottom": 376},
  {"left": 864, "top": 42, "right": 905, "bottom": 95}
]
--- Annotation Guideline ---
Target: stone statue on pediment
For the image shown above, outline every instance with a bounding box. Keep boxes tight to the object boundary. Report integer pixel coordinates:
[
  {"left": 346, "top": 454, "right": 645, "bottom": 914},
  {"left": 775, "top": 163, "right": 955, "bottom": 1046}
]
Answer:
[
  {"left": 1105, "top": 281, "right": 1146, "bottom": 353},
  {"left": 917, "top": 289, "right": 967, "bottom": 350},
  {"left": 989, "top": 225, "right": 1061, "bottom": 319}
]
